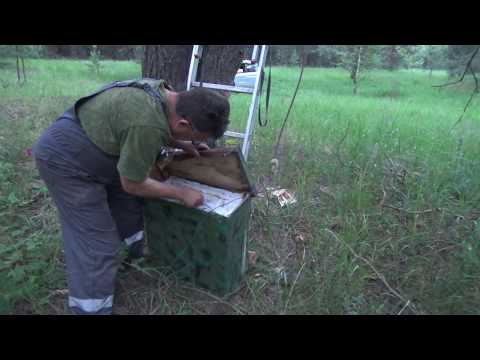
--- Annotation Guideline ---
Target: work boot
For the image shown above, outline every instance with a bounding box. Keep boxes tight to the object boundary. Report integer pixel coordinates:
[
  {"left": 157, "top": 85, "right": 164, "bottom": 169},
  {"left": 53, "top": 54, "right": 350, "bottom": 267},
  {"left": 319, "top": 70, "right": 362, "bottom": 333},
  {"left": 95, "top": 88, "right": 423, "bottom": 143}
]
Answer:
[
  {"left": 127, "top": 239, "right": 145, "bottom": 260},
  {"left": 121, "top": 242, "right": 150, "bottom": 272}
]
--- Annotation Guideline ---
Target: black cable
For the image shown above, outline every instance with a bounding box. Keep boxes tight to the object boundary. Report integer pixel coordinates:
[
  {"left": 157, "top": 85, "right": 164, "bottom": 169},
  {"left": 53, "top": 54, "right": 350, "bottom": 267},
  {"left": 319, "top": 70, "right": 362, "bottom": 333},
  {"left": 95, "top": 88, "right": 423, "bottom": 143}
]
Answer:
[
  {"left": 258, "top": 49, "right": 272, "bottom": 127},
  {"left": 273, "top": 47, "right": 305, "bottom": 159}
]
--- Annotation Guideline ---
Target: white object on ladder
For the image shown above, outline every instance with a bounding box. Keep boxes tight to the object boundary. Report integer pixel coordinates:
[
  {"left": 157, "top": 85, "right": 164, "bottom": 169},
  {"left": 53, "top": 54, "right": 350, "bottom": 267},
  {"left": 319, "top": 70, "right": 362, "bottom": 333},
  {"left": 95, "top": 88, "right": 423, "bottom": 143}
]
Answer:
[{"left": 186, "top": 45, "right": 269, "bottom": 160}]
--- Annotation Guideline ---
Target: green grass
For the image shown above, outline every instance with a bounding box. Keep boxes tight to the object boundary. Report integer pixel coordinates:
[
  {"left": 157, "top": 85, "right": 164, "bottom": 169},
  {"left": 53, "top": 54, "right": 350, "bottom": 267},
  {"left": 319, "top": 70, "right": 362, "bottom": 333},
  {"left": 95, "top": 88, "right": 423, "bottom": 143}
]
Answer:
[{"left": 1, "top": 58, "right": 480, "bottom": 314}]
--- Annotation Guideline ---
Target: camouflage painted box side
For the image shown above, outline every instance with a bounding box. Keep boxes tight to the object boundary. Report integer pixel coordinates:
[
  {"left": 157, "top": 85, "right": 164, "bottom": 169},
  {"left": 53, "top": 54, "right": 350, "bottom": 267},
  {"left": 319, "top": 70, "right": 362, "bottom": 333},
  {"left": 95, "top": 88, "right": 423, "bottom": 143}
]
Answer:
[{"left": 144, "top": 196, "right": 251, "bottom": 297}]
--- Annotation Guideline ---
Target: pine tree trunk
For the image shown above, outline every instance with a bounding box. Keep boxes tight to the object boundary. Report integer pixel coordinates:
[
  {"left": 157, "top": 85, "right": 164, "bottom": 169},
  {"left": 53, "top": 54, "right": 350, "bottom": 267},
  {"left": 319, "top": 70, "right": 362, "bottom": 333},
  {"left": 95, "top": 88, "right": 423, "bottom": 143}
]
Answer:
[
  {"left": 21, "top": 56, "right": 26, "bottom": 83},
  {"left": 195, "top": 45, "right": 250, "bottom": 85},
  {"left": 386, "top": 45, "right": 400, "bottom": 71},
  {"left": 45, "top": 45, "right": 60, "bottom": 58},
  {"left": 351, "top": 46, "right": 362, "bottom": 95},
  {"left": 142, "top": 45, "right": 192, "bottom": 90},
  {"left": 15, "top": 45, "right": 21, "bottom": 83},
  {"left": 142, "top": 45, "right": 250, "bottom": 91}
]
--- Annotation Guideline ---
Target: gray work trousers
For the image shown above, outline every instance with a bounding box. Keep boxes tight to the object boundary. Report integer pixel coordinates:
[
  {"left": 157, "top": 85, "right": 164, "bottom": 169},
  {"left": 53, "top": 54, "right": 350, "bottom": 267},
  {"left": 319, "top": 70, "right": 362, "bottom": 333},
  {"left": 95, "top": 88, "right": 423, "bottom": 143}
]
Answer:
[{"left": 33, "top": 111, "right": 144, "bottom": 315}]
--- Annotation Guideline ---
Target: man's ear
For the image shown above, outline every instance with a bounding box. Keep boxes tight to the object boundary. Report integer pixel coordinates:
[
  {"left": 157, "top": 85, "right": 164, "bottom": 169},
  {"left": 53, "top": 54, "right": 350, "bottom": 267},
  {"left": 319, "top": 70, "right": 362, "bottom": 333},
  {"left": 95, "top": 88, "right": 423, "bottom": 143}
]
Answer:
[
  {"left": 171, "top": 118, "right": 191, "bottom": 134},
  {"left": 177, "top": 119, "right": 191, "bottom": 128}
]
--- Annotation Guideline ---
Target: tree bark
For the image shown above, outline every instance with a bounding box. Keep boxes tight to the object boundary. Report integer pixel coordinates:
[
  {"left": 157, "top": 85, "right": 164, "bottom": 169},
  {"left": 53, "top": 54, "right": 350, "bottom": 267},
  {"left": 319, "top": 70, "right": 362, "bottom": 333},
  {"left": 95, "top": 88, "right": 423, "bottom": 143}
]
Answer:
[
  {"left": 15, "top": 45, "right": 22, "bottom": 84},
  {"left": 142, "top": 45, "right": 250, "bottom": 91},
  {"left": 142, "top": 45, "right": 191, "bottom": 90},
  {"left": 45, "top": 45, "right": 72, "bottom": 58},
  {"left": 21, "top": 56, "right": 26, "bottom": 83},
  {"left": 196, "top": 45, "right": 250, "bottom": 85},
  {"left": 385, "top": 45, "right": 401, "bottom": 71},
  {"left": 351, "top": 46, "right": 362, "bottom": 95},
  {"left": 45, "top": 45, "right": 60, "bottom": 58}
]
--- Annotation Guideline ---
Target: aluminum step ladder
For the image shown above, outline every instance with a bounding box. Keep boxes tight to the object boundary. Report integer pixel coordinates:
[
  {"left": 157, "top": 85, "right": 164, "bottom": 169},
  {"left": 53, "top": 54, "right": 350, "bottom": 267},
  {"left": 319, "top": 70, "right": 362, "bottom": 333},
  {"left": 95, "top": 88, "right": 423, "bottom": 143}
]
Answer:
[{"left": 186, "top": 45, "right": 269, "bottom": 160}]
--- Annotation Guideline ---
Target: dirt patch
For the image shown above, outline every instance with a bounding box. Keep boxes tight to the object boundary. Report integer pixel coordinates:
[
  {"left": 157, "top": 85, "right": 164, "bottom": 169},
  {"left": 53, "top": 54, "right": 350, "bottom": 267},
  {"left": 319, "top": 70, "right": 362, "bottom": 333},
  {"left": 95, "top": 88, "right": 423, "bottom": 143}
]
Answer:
[{"left": 0, "top": 100, "right": 37, "bottom": 122}]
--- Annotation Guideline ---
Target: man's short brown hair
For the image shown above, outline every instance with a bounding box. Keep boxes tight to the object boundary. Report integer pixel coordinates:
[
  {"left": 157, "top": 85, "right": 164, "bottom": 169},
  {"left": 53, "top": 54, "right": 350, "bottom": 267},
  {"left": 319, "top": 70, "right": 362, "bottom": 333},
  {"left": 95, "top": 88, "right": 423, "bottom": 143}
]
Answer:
[{"left": 176, "top": 88, "right": 230, "bottom": 139}]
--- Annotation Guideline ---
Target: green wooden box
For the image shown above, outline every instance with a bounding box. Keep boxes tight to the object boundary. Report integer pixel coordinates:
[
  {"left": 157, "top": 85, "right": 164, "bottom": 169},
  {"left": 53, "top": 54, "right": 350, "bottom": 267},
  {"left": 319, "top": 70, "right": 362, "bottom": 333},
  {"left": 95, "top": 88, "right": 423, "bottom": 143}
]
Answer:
[{"left": 144, "top": 149, "right": 254, "bottom": 297}]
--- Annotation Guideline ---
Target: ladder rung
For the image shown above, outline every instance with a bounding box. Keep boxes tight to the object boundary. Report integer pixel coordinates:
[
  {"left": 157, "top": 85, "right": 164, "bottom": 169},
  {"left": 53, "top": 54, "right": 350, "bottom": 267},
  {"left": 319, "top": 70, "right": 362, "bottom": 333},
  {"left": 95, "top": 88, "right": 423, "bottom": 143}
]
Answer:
[
  {"left": 224, "top": 130, "right": 245, "bottom": 139},
  {"left": 191, "top": 82, "right": 254, "bottom": 94}
]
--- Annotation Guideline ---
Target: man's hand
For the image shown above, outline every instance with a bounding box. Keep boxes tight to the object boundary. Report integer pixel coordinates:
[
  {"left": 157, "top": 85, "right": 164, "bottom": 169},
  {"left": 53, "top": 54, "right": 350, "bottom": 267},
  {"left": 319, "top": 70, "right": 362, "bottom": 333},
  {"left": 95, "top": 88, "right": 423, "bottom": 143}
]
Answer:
[
  {"left": 120, "top": 176, "right": 204, "bottom": 208},
  {"left": 170, "top": 140, "right": 210, "bottom": 157},
  {"left": 179, "top": 187, "right": 204, "bottom": 208},
  {"left": 195, "top": 142, "right": 210, "bottom": 152}
]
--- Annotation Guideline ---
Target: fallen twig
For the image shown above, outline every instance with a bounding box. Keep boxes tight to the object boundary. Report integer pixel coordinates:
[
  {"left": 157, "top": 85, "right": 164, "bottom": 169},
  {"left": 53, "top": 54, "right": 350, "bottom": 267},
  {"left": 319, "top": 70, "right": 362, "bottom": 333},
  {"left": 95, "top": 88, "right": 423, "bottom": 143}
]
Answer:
[
  {"left": 318, "top": 185, "right": 336, "bottom": 199},
  {"left": 397, "top": 300, "right": 410, "bottom": 315},
  {"left": 283, "top": 261, "right": 306, "bottom": 314},
  {"left": 378, "top": 175, "right": 388, "bottom": 208},
  {"left": 382, "top": 204, "right": 436, "bottom": 215},
  {"left": 324, "top": 228, "right": 419, "bottom": 315}
]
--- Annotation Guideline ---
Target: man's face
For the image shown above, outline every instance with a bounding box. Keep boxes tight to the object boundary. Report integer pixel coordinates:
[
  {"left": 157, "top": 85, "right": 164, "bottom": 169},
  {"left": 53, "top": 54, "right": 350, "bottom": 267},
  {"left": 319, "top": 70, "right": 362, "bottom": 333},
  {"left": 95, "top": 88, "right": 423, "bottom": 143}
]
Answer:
[
  {"left": 172, "top": 118, "right": 212, "bottom": 143},
  {"left": 190, "top": 125, "right": 212, "bottom": 144}
]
